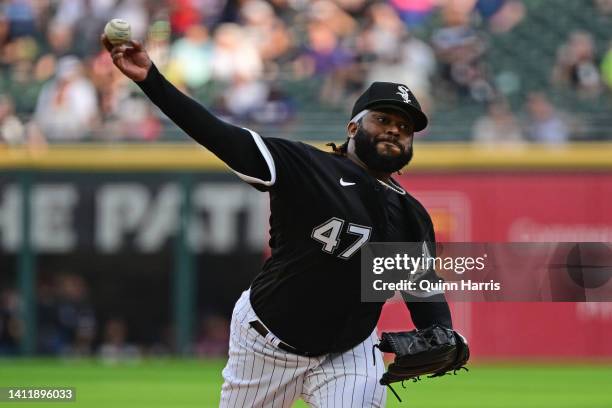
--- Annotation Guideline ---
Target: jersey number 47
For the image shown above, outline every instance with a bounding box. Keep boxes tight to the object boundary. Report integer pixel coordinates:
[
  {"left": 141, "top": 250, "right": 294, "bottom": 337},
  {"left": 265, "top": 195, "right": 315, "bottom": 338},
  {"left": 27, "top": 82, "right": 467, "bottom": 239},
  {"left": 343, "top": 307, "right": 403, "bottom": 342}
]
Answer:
[{"left": 311, "top": 217, "right": 372, "bottom": 260}]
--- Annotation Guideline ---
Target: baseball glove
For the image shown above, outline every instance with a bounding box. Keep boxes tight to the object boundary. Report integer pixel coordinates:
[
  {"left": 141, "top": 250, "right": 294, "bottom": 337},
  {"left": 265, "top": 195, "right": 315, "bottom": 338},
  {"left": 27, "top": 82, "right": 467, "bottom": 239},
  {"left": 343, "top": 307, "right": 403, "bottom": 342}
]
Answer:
[{"left": 374, "top": 325, "right": 469, "bottom": 401}]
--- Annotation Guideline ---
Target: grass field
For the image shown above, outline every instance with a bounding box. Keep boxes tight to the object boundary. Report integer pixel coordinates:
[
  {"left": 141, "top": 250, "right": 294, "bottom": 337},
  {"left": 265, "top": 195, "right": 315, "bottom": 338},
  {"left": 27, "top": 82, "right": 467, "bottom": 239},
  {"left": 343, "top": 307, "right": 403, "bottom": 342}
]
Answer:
[{"left": 1, "top": 359, "right": 611, "bottom": 408}]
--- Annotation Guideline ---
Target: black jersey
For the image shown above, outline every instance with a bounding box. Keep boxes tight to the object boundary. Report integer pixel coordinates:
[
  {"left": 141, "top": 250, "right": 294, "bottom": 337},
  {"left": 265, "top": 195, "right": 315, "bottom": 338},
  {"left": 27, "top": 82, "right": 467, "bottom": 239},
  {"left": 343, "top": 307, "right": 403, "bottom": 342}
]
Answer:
[
  {"left": 248, "top": 138, "right": 435, "bottom": 354},
  {"left": 135, "top": 65, "right": 451, "bottom": 356}
]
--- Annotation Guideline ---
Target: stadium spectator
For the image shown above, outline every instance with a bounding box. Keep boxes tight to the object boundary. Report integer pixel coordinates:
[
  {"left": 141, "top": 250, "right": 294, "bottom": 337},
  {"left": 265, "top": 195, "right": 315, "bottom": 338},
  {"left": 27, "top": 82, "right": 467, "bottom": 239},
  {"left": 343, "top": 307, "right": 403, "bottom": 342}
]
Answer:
[
  {"left": 45, "top": 20, "right": 75, "bottom": 57},
  {"left": 248, "top": 85, "right": 296, "bottom": 125},
  {"left": 1, "top": 32, "right": 39, "bottom": 68},
  {"left": 0, "top": 94, "right": 26, "bottom": 145},
  {"left": 168, "top": 0, "right": 203, "bottom": 36},
  {"left": 214, "top": 76, "right": 295, "bottom": 126},
  {"left": 0, "top": 0, "right": 610, "bottom": 142},
  {"left": 36, "top": 279, "right": 61, "bottom": 355},
  {"left": 307, "top": 0, "right": 358, "bottom": 38},
  {"left": 360, "top": 3, "right": 436, "bottom": 112},
  {"left": 472, "top": 99, "right": 525, "bottom": 146},
  {"left": 474, "top": 0, "right": 525, "bottom": 33},
  {"left": 112, "top": 0, "right": 150, "bottom": 44},
  {"left": 3, "top": 0, "right": 37, "bottom": 39},
  {"left": 474, "top": 0, "right": 507, "bottom": 20},
  {"left": 218, "top": 76, "right": 271, "bottom": 120},
  {"left": 4, "top": 55, "right": 56, "bottom": 116},
  {"left": 524, "top": 92, "right": 571, "bottom": 145},
  {"left": 166, "top": 24, "right": 214, "bottom": 89},
  {"left": 594, "top": 0, "right": 612, "bottom": 15},
  {"left": 333, "top": 0, "right": 368, "bottom": 15},
  {"left": 104, "top": 94, "right": 163, "bottom": 141},
  {"left": 295, "top": 21, "right": 353, "bottom": 77},
  {"left": 55, "top": 274, "right": 97, "bottom": 356},
  {"left": 33, "top": 56, "right": 99, "bottom": 141},
  {"left": 431, "top": 2, "right": 494, "bottom": 102},
  {"left": 0, "top": 289, "right": 21, "bottom": 355},
  {"left": 389, "top": 0, "right": 436, "bottom": 27},
  {"left": 36, "top": 273, "right": 96, "bottom": 356},
  {"left": 239, "top": 0, "right": 292, "bottom": 71},
  {"left": 145, "top": 19, "right": 172, "bottom": 72},
  {"left": 601, "top": 42, "right": 612, "bottom": 91},
  {"left": 89, "top": 51, "right": 126, "bottom": 121},
  {"left": 0, "top": 15, "right": 8, "bottom": 46},
  {"left": 211, "top": 23, "right": 263, "bottom": 82},
  {"left": 98, "top": 318, "right": 142, "bottom": 363},
  {"left": 265, "top": 0, "right": 303, "bottom": 21},
  {"left": 88, "top": 44, "right": 163, "bottom": 142},
  {"left": 358, "top": 2, "right": 407, "bottom": 62},
  {"left": 53, "top": 0, "right": 88, "bottom": 28},
  {"left": 294, "top": 21, "right": 356, "bottom": 106},
  {"left": 552, "top": 31, "right": 603, "bottom": 98}
]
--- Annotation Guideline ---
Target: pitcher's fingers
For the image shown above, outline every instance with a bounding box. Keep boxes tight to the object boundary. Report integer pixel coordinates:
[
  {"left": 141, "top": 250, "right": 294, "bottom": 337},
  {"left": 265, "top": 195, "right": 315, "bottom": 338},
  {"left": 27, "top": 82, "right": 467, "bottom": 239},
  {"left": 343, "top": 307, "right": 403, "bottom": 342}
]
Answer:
[
  {"left": 110, "top": 43, "right": 128, "bottom": 58},
  {"left": 128, "top": 40, "right": 143, "bottom": 51},
  {"left": 100, "top": 34, "right": 114, "bottom": 52},
  {"left": 111, "top": 51, "right": 124, "bottom": 63}
]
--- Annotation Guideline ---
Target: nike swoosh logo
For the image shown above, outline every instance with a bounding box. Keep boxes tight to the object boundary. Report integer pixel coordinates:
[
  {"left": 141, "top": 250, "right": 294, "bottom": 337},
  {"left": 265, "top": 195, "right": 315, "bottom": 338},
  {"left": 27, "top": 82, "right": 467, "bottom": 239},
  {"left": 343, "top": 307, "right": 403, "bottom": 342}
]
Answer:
[{"left": 340, "top": 178, "right": 356, "bottom": 187}]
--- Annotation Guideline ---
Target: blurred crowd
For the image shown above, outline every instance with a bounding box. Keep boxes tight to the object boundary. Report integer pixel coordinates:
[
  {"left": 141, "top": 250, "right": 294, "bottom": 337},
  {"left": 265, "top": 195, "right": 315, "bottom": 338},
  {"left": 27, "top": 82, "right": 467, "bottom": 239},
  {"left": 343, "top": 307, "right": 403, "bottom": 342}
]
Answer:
[
  {"left": 0, "top": 0, "right": 611, "bottom": 145},
  {"left": 0, "top": 274, "right": 229, "bottom": 359}
]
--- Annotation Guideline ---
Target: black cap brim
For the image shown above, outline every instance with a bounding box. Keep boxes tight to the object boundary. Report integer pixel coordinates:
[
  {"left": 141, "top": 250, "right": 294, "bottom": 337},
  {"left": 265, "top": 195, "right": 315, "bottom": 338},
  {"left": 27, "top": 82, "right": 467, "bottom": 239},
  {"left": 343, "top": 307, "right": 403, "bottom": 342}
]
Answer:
[{"left": 364, "top": 100, "right": 428, "bottom": 132}]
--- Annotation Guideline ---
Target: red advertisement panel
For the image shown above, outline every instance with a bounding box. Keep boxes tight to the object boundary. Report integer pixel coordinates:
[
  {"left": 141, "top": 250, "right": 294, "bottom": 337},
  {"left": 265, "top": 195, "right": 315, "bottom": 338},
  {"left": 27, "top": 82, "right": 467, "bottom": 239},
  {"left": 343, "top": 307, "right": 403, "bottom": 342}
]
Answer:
[{"left": 377, "top": 172, "right": 612, "bottom": 357}]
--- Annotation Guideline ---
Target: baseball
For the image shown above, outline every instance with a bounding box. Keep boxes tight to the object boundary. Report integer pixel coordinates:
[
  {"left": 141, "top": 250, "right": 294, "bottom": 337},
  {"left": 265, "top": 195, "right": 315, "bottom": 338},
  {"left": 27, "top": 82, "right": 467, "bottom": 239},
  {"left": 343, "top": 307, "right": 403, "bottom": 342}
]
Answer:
[{"left": 104, "top": 18, "right": 131, "bottom": 46}]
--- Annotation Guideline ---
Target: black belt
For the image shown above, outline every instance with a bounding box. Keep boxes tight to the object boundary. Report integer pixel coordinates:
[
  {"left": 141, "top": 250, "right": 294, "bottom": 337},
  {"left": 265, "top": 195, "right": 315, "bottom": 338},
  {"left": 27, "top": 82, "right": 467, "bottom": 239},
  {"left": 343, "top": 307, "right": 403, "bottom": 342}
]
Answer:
[{"left": 249, "top": 320, "right": 323, "bottom": 357}]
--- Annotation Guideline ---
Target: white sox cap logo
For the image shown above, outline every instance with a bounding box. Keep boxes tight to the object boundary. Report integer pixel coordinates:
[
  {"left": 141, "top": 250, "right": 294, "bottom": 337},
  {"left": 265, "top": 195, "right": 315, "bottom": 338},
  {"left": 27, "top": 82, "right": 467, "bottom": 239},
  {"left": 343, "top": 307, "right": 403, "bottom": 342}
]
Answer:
[
  {"left": 396, "top": 86, "right": 411, "bottom": 103},
  {"left": 351, "top": 82, "right": 428, "bottom": 131}
]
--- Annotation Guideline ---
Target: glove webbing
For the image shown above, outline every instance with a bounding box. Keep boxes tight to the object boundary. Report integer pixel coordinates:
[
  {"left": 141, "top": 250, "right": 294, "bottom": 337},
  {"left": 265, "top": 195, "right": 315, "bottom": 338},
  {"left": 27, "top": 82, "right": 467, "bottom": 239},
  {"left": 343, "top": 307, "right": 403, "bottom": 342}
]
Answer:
[{"left": 372, "top": 337, "right": 469, "bottom": 402}]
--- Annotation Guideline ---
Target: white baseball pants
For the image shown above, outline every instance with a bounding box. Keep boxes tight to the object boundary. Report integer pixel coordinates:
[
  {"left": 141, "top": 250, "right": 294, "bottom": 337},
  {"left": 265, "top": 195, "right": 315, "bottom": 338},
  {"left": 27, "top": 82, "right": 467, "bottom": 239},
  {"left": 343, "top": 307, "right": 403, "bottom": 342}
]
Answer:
[{"left": 220, "top": 290, "right": 387, "bottom": 407}]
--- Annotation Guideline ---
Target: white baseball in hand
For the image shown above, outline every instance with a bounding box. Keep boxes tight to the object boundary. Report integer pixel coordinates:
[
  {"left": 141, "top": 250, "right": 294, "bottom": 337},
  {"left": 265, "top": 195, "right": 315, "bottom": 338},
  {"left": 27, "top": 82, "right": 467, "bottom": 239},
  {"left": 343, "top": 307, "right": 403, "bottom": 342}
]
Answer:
[{"left": 104, "top": 18, "right": 131, "bottom": 46}]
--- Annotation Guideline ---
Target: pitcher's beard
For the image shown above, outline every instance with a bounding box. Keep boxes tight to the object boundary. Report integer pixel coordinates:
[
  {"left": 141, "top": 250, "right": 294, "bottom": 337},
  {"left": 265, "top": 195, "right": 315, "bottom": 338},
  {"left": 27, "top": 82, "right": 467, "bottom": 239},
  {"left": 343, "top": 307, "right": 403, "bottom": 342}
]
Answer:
[{"left": 352, "top": 127, "right": 413, "bottom": 173}]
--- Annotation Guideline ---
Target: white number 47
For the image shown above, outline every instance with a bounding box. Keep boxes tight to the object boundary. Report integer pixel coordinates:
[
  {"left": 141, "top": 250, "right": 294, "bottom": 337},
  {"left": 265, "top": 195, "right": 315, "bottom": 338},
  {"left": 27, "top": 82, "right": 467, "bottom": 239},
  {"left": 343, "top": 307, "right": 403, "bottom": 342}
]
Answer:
[{"left": 311, "top": 217, "right": 372, "bottom": 259}]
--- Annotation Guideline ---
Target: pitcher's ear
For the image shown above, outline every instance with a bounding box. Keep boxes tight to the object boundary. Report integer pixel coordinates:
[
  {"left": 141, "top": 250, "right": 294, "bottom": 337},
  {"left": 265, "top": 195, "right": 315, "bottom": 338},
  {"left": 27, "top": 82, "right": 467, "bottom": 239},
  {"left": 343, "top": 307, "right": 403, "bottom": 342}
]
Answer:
[{"left": 347, "top": 121, "right": 358, "bottom": 138}]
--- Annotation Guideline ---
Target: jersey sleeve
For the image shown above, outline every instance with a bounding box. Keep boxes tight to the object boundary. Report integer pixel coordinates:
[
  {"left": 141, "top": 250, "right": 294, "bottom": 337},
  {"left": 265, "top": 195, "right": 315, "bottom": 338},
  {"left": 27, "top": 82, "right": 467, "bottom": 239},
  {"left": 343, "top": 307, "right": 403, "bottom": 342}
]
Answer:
[
  {"left": 400, "top": 240, "right": 446, "bottom": 298},
  {"left": 403, "top": 292, "right": 453, "bottom": 329},
  {"left": 403, "top": 238, "right": 453, "bottom": 328},
  {"left": 226, "top": 129, "right": 277, "bottom": 189},
  {"left": 135, "top": 65, "right": 314, "bottom": 192},
  {"left": 402, "top": 218, "right": 453, "bottom": 329},
  {"left": 233, "top": 137, "right": 313, "bottom": 192},
  {"left": 135, "top": 64, "right": 273, "bottom": 186}
]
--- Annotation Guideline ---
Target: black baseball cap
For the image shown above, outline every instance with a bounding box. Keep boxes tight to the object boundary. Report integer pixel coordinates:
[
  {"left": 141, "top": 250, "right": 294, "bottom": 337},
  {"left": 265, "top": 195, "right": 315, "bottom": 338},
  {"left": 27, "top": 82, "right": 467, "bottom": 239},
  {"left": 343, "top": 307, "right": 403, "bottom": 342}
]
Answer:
[{"left": 351, "top": 82, "right": 428, "bottom": 131}]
